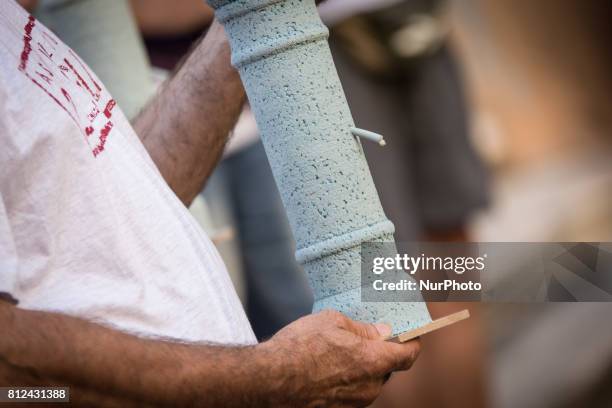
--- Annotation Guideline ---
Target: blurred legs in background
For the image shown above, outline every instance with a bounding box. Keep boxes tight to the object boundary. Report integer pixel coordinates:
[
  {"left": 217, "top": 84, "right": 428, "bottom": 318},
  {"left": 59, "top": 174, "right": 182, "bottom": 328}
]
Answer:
[{"left": 221, "top": 142, "right": 314, "bottom": 340}]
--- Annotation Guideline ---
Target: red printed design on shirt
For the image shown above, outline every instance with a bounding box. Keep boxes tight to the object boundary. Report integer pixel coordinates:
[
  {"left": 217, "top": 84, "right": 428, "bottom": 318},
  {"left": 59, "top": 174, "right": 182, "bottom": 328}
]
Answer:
[{"left": 18, "top": 15, "right": 115, "bottom": 158}]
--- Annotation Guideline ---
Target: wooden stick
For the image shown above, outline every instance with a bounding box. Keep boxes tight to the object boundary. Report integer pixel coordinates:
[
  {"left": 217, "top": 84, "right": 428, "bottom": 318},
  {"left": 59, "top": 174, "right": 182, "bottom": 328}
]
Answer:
[{"left": 386, "top": 309, "right": 470, "bottom": 343}]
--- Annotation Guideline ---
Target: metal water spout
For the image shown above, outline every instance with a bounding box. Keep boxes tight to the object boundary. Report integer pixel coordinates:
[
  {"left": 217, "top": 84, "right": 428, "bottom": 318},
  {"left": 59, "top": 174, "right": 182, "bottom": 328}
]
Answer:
[{"left": 209, "top": 0, "right": 432, "bottom": 335}]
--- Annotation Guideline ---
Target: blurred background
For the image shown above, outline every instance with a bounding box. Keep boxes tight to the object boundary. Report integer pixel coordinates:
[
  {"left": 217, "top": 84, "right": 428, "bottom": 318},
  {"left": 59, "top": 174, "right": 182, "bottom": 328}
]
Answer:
[{"left": 29, "top": 0, "right": 612, "bottom": 407}]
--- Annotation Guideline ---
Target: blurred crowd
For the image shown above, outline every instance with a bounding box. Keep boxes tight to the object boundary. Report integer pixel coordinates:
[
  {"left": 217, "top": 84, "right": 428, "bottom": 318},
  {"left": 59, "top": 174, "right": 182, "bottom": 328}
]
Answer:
[{"left": 32, "top": 0, "right": 612, "bottom": 406}]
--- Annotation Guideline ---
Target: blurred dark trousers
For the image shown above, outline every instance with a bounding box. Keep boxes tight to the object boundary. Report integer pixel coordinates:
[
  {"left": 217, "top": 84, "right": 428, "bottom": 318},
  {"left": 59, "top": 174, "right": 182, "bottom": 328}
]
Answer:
[{"left": 221, "top": 142, "right": 314, "bottom": 340}]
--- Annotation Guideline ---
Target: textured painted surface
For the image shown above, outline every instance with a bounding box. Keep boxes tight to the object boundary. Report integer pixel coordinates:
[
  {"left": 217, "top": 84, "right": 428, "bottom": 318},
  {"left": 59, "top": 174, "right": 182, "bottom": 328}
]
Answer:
[{"left": 209, "top": 0, "right": 431, "bottom": 334}]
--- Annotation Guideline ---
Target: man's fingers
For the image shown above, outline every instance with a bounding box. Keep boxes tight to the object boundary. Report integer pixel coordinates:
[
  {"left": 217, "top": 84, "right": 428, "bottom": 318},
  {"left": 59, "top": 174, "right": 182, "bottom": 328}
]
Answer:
[
  {"left": 315, "top": 310, "right": 392, "bottom": 340},
  {"left": 344, "top": 319, "right": 392, "bottom": 340},
  {"left": 386, "top": 339, "right": 421, "bottom": 371},
  {"left": 369, "top": 338, "right": 421, "bottom": 373}
]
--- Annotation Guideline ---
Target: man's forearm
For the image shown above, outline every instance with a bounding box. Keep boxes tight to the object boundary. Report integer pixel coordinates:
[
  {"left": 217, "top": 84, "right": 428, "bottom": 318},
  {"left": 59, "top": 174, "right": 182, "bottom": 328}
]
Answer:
[
  {"left": 1, "top": 301, "right": 421, "bottom": 407},
  {"left": 0, "top": 302, "right": 270, "bottom": 407},
  {"left": 134, "top": 21, "right": 245, "bottom": 206}
]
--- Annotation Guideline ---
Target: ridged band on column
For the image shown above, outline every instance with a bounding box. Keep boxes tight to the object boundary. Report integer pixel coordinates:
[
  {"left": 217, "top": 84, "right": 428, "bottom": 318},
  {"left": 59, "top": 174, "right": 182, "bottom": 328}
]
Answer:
[{"left": 208, "top": 0, "right": 432, "bottom": 335}]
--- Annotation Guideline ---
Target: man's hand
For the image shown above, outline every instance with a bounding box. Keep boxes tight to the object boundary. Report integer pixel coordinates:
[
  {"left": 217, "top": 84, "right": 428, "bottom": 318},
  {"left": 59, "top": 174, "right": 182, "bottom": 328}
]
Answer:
[{"left": 257, "top": 310, "right": 421, "bottom": 407}]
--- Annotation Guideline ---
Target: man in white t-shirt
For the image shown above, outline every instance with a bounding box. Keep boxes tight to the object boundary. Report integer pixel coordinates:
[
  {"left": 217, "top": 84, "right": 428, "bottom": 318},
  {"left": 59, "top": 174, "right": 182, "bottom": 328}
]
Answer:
[{"left": 0, "top": 1, "right": 420, "bottom": 405}]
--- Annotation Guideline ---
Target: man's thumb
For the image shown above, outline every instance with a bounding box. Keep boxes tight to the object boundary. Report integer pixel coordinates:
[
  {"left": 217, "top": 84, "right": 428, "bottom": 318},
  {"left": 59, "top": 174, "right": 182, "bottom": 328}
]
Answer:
[
  {"left": 373, "top": 323, "right": 392, "bottom": 339},
  {"left": 346, "top": 320, "right": 392, "bottom": 340}
]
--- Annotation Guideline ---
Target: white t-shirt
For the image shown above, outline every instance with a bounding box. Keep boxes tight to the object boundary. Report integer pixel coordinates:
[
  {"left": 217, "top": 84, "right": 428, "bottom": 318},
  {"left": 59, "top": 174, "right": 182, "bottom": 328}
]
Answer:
[{"left": 0, "top": 0, "right": 256, "bottom": 345}]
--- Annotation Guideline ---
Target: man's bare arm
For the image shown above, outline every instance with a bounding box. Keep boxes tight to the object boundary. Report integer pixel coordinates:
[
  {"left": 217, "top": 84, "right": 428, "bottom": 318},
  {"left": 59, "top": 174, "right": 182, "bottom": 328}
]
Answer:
[
  {"left": 0, "top": 301, "right": 420, "bottom": 407},
  {"left": 134, "top": 21, "right": 244, "bottom": 206},
  {"left": 0, "top": 301, "right": 263, "bottom": 406}
]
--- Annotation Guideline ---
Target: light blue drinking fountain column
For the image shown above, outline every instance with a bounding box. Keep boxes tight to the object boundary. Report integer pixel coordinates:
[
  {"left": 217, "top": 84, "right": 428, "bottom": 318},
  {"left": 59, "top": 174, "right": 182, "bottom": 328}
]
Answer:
[{"left": 209, "top": 0, "right": 432, "bottom": 335}]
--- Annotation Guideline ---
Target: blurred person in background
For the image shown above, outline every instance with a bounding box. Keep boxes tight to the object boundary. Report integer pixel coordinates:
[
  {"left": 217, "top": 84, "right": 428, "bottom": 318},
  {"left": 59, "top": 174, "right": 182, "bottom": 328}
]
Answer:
[{"left": 450, "top": 1, "right": 612, "bottom": 408}]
